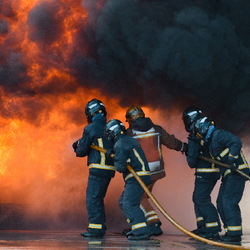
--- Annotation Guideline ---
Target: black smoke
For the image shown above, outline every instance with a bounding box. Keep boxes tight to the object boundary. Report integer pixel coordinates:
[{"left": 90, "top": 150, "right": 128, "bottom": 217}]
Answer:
[
  {"left": 75, "top": 0, "right": 250, "bottom": 136},
  {"left": 1, "top": 0, "right": 250, "bottom": 136}
]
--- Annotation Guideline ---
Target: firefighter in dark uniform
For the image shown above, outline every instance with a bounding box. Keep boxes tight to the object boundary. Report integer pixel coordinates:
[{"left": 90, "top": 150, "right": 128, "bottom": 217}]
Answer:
[
  {"left": 194, "top": 116, "right": 250, "bottom": 243},
  {"left": 125, "top": 106, "right": 188, "bottom": 236},
  {"left": 105, "top": 119, "right": 151, "bottom": 241},
  {"left": 72, "top": 99, "right": 115, "bottom": 237},
  {"left": 183, "top": 106, "right": 221, "bottom": 240}
]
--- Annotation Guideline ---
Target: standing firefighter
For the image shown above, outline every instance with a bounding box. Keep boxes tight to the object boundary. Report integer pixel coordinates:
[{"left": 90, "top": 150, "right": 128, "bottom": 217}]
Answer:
[
  {"left": 72, "top": 99, "right": 115, "bottom": 237},
  {"left": 183, "top": 106, "right": 221, "bottom": 240},
  {"left": 194, "top": 116, "right": 250, "bottom": 243},
  {"left": 106, "top": 119, "right": 151, "bottom": 241},
  {"left": 125, "top": 106, "right": 188, "bottom": 236}
]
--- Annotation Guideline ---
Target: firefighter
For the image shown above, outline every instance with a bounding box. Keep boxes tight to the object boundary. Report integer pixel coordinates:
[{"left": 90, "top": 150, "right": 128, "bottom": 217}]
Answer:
[
  {"left": 193, "top": 116, "right": 250, "bottom": 243},
  {"left": 72, "top": 99, "right": 115, "bottom": 237},
  {"left": 183, "top": 106, "right": 221, "bottom": 240},
  {"left": 125, "top": 106, "right": 188, "bottom": 236},
  {"left": 105, "top": 119, "right": 151, "bottom": 241}
]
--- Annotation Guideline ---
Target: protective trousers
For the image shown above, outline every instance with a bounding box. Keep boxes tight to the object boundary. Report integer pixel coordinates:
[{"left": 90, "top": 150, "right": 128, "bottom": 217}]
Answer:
[
  {"left": 216, "top": 174, "right": 246, "bottom": 236},
  {"left": 193, "top": 176, "right": 221, "bottom": 233},
  {"left": 119, "top": 181, "right": 149, "bottom": 236},
  {"left": 140, "top": 180, "right": 161, "bottom": 226},
  {"left": 86, "top": 174, "right": 111, "bottom": 236}
]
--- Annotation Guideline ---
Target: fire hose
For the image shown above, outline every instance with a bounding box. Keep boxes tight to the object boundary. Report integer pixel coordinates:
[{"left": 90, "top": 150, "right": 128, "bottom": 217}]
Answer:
[
  {"left": 199, "top": 155, "right": 250, "bottom": 181},
  {"left": 90, "top": 144, "right": 250, "bottom": 249}
]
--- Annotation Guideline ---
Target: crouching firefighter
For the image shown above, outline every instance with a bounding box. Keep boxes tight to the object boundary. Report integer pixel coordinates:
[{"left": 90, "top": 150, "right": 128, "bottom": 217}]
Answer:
[
  {"left": 72, "top": 99, "right": 115, "bottom": 237},
  {"left": 183, "top": 106, "right": 221, "bottom": 240},
  {"left": 105, "top": 119, "right": 151, "bottom": 241},
  {"left": 125, "top": 105, "right": 188, "bottom": 236},
  {"left": 194, "top": 116, "right": 250, "bottom": 243}
]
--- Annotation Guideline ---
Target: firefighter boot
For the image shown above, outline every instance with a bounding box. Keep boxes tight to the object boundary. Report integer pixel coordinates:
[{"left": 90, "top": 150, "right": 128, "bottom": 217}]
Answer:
[
  {"left": 149, "top": 223, "right": 163, "bottom": 237},
  {"left": 220, "top": 234, "right": 242, "bottom": 243},
  {"left": 198, "top": 232, "right": 220, "bottom": 241},
  {"left": 128, "top": 234, "right": 150, "bottom": 241},
  {"left": 81, "top": 232, "right": 103, "bottom": 237}
]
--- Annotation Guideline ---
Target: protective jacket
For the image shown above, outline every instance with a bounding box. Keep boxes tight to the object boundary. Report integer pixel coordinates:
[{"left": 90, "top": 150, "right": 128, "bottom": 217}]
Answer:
[
  {"left": 74, "top": 116, "right": 115, "bottom": 178},
  {"left": 127, "top": 117, "right": 187, "bottom": 181},
  {"left": 114, "top": 132, "right": 151, "bottom": 236},
  {"left": 187, "top": 134, "right": 220, "bottom": 180},
  {"left": 208, "top": 128, "right": 249, "bottom": 178},
  {"left": 113, "top": 132, "right": 151, "bottom": 185},
  {"left": 186, "top": 133, "right": 221, "bottom": 233},
  {"left": 208, "top": 128, "right": 249, "bottom": 236}
]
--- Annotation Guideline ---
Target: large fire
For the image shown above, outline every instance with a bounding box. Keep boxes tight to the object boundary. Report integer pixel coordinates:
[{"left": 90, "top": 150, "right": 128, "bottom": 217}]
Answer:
[{"left": 0, "top": 0, "right": 249, "bottom": 234}]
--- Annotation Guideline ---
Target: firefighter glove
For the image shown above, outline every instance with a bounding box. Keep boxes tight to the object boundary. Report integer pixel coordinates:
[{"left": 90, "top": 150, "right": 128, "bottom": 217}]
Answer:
[
  {"left": 105, "top": 149, "right": 114, "bottom": 158},
  {"left": 181, "top": 142, "right": 188, "bottom": 154},
  {"left": 72, "top": 140, "right": 79, "bottom": 151},
  {"left": 230, "top": 163, "right": 238, "bottom": 173}
]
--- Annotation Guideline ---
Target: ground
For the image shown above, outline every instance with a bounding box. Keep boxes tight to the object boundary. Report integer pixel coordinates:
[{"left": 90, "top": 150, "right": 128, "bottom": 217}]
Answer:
[{"left": 0, "top": 231, "right": 249, "bottom": 250}]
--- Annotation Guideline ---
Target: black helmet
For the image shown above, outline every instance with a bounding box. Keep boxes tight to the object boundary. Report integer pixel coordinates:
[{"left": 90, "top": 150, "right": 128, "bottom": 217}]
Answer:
[
  {"left": 183, "top": 106, "right": 203, "bottom": 132},
  {"left": 106, "top": 119, "right": 126, "bottom": 141},
  {"left": 194, "top": 116, "right": 214, "bottom": 140},
  {"left": 85, "top": 99, "right": 107, "bottom": 121},
  {"left": 125, "top": 105, "right": 145, "bottom": 123}
]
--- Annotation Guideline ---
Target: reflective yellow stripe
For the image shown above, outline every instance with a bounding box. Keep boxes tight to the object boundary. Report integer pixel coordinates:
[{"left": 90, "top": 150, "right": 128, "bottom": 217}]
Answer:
[
  {"left": 206, "top": 222, "right": 218, "bottom": 228},
  {"left": 228, "top": 226, "right": 242, "bottom": 231},
  {"left": 224, "top": 169, "right": 231, "bottom": 177},
  {"left": 220, "top": 148, "right": 229, "bottom": 157},
  {"left": 196, "top": 168, "right": 220, "bottom": 173},
  {"left": 89, "top": 164, "right": 115, "bottom": 171},
  {"left": 140, "top": 205, "right": 146, "bottom": 214},
  {"left": 239, "top": 164, "right": 249, "bottom": 170},
  {"left": 131, "top": 222, "right": 147, "bottom": 230},
  {"left": 145, "top": 211, "right": 157, "bottom": 217},
  {"left": 89, "top": 223, "right": 102, "bottom": 229},
  {"left": 97, "top": 139, "right": 105, "bottom": 165},
  {"left": 133, "top": 148, "right": 146, "bottom": 171},
  {"left": 125, "top": 171, "right": 151, "bottom": 181},
  {"left": 197, "top": 217, "right": 204, "bottom": 222},
  {"left": 133, "top": 132, "right": 160, "bottom": 139},
  {"left": 240, "top": 151, "right": 248, "bottom": 166},
  {"left": 229, "top": 153, "right": 238, "bottom": 159},
  {"left": 147, "top": 215, "right": 159, "bottom": 222}
]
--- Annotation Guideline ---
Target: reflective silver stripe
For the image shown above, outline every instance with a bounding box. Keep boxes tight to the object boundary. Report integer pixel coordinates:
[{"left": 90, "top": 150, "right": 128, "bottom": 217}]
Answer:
[
  {"left": 148, "top": 161, "right": 161, "bottom": 172},
  {"left": 131, "top": 222, "right": 147, "bottom": 230},
  {"left": 151, "top": 169, "right": 165, "bottom": 175},
  {"left": 196, "top": 168, "right": 220, "bottom": 173},
  {"left": 220, "top": 148, "right": 229, "bottom": 157},
  {"left": 206, "top": 222, "right": 218, "bottom": 228},
  {"left": 228, "top": 226, "right": 242, "bottom": 231},
  {"left": 89, "top": 223, "right": 102, "bottom": 229},
  {"left": 125, "top": 171, "right": 151, "bottom": 181},
  {"left": 133, "top": 128, "right": 162, "bottom": 159},
  {"left": 89, "top": 164, "right": 115, "bottom": 171}
]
